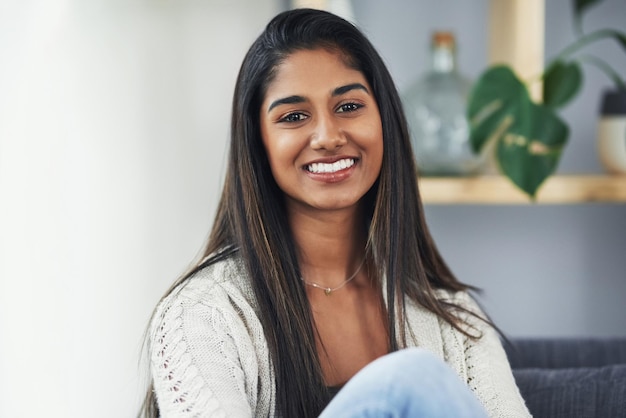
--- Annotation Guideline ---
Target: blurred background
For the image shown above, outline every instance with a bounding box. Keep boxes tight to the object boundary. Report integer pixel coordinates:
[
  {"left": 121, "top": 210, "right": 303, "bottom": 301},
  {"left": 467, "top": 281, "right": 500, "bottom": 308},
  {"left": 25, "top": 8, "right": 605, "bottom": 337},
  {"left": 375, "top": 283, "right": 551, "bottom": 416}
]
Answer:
[{"left": 0, "top": 0, "right": 624, "bottom": 416}]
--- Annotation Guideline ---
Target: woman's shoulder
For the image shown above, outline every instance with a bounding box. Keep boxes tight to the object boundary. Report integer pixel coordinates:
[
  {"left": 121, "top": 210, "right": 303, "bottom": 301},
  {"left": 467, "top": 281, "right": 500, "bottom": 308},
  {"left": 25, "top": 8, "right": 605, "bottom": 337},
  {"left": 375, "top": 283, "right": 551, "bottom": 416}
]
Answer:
[
  {"left": 404, "top": 288, "right": 489, "bottom": 347},
  {"left": 154, "top": 253, "right": 255, "bottom": 320},
  {"left": 434, "top": 288, "right": 483, "bottom": 314},
  {"left": 181, "top": 253, "right": 251, "bottom": 299},
  {"left": 433, "top": 288, "right": 491, "bottom": 333},
  {"left": 434, "top": 287, "right": 470, "bottom": 301}
]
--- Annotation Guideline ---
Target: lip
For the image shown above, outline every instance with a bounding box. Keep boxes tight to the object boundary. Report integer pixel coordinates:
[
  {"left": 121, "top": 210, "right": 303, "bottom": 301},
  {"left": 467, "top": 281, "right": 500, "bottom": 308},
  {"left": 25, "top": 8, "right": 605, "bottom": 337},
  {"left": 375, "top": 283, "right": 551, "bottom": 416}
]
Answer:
[{"left": 303, "top": 156, "right": 358, "bottom": 183}]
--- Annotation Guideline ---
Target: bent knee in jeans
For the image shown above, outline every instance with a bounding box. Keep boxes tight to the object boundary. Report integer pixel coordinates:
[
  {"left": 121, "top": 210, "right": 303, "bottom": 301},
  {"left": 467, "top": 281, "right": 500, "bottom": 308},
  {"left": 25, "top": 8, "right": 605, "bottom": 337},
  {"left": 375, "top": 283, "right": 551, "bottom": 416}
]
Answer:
[{"left": 319, "top": 348, "right": 488, "bottom": 418}]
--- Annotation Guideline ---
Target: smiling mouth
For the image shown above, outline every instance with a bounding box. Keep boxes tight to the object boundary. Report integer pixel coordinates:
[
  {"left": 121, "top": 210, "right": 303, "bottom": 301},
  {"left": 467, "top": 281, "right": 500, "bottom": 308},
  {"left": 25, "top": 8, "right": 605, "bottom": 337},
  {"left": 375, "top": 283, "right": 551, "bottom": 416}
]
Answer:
[{"left": 305, "top": 158, "right": 356, "bottom": 174}]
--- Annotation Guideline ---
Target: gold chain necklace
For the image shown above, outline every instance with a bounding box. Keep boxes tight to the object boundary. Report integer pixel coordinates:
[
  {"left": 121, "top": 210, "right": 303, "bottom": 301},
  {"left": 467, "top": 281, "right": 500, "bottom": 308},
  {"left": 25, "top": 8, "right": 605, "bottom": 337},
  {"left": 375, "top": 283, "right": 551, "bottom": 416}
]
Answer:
[{"left": 300, "top": 258, "right": 366, "bottom": 296}]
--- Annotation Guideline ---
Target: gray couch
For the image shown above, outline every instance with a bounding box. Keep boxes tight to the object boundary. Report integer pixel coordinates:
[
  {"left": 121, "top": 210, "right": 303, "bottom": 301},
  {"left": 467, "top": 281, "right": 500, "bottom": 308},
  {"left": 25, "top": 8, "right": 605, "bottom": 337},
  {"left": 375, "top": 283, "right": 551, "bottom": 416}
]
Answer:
[{"left": 504, "top": 338, "right": 626, "bottom": 418}]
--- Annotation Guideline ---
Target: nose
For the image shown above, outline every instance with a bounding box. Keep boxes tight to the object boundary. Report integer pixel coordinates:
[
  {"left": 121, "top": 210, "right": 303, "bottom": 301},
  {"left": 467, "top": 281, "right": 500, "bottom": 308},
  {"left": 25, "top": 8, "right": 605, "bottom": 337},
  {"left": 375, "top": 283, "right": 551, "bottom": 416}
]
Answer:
[{"left": 310, "top": 113, "right": 347, "bottom": 151}]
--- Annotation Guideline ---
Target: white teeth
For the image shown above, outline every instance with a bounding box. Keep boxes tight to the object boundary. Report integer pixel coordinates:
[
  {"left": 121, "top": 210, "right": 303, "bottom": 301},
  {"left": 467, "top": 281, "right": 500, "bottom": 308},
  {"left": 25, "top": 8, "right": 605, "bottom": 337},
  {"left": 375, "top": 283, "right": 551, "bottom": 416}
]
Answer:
[{"left": 307, "top": 158, "right": 355, "bottom": 174}]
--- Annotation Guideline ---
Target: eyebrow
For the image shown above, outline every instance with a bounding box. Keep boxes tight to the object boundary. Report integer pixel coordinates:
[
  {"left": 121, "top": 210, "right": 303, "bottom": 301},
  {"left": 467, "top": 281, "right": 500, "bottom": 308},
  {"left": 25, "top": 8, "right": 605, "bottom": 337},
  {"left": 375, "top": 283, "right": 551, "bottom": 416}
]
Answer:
[
  {"left": 332, "top": 83, "right": 369, "bottom": 97},
  {"left": 267, "top": 95, "right": 306, "bottom": 112},
  {"left": 266, "top": 83, "right": 370, "bottom": 113}
]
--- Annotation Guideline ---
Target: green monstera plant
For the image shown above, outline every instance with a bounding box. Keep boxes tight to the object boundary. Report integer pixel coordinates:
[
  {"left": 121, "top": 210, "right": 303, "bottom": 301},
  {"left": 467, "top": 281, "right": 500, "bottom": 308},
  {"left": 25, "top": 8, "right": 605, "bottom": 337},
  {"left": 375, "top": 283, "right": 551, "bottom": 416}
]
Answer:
[{"left": 467, "top": 0, "right": 626, "bottom": 198}]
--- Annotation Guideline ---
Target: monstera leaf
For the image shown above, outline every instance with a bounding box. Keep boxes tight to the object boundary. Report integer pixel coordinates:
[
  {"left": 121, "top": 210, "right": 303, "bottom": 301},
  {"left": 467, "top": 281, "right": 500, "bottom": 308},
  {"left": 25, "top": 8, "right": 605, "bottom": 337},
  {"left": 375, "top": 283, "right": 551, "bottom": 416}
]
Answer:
[
  {"left": 496, "top": 103, "right": 569, "bottom": 197},
  {"left": 543, "top": 60, "right": 583, "bottom": 108},
  {"left": 468, "top": 66, "right": 569, "bottom": 198},
  {"left": 467, "top": 66, "right": 530, "bottom": 153}
]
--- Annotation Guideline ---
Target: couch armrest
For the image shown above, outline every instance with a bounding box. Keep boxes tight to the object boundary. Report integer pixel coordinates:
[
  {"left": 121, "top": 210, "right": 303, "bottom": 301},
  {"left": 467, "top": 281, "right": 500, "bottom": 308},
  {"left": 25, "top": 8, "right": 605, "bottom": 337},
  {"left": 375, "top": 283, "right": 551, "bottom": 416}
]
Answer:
[
  {"left": 513, "top": 364, "right": 626, "bottom": 418},
  {"left": 504, "top": 338, "right": 626, "bottom": 369}
]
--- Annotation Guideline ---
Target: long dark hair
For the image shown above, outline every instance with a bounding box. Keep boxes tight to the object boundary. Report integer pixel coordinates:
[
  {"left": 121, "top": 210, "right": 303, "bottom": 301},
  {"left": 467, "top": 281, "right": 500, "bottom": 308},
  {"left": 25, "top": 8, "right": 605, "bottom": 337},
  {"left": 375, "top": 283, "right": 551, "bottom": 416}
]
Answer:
[{"left": 140, "top": 8, "right": 478, "bottom": 418}]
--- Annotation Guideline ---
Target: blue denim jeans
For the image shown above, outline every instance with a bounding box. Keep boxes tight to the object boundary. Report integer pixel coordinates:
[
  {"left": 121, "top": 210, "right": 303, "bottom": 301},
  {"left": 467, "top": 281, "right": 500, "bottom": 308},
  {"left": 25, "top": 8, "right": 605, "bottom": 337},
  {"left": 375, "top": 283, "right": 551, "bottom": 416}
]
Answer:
[{"left": 319, "top": 348, "right": 489, "bottom": 418}]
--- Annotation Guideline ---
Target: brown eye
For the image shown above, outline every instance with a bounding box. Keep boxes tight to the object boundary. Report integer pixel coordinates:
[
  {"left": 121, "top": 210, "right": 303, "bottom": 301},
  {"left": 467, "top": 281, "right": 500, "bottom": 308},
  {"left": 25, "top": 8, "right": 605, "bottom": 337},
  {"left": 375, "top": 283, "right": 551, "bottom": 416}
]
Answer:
[
  {"left": 280, "top": 112, "right": 308, "bottom": 123},
  {"left": 337, "top": 102, "right": 363, "bottom": 113}
]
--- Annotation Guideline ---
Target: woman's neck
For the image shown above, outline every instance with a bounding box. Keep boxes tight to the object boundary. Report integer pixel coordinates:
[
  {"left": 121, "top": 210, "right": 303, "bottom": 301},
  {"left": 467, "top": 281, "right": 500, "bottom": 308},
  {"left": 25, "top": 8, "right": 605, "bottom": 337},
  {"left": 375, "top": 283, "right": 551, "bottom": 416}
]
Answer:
[{"left": 288, "top": 205, "right": 367, "bottom": 287}]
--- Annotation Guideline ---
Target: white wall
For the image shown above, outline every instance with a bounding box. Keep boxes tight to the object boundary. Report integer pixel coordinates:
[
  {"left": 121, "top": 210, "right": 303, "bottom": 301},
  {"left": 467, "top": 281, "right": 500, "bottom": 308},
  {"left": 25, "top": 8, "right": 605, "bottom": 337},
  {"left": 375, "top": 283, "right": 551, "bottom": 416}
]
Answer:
[{"left": 0, "top": 1, "right": 278, "bottom": 417}]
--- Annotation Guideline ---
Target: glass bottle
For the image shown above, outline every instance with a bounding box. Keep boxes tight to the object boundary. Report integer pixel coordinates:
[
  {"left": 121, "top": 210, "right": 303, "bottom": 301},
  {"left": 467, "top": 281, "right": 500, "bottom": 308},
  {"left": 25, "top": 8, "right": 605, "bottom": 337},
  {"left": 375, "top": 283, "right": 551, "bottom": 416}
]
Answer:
[{"left": 402, "top": 31, "right": 484, "bottom": 176}]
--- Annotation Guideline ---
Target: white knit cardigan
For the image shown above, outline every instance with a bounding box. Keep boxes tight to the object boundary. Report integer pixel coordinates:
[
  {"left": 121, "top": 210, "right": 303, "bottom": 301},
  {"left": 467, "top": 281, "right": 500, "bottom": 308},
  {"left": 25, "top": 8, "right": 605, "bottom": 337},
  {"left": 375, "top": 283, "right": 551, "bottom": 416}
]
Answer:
[{"left": 149, "top": 256, "right": 531, "bottom": 417}]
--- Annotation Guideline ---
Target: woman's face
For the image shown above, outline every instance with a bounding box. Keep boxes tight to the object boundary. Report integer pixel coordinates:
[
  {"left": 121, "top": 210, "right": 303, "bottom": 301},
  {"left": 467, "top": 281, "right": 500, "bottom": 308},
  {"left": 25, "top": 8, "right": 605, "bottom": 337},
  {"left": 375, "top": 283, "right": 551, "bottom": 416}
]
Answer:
[{"left": 259, "top": 48, "right": 384, "bottom": 216}]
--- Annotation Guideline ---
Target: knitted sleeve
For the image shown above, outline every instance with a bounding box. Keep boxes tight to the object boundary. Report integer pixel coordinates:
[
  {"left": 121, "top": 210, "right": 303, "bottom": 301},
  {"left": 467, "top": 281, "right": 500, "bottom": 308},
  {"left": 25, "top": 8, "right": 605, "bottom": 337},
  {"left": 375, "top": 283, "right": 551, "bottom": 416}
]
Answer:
[
  {"left": 149, "top": 290, "right": 257, "bottom": 418},
  {"left": 458, "top": 293, "right": 531, "bottom": 418}
]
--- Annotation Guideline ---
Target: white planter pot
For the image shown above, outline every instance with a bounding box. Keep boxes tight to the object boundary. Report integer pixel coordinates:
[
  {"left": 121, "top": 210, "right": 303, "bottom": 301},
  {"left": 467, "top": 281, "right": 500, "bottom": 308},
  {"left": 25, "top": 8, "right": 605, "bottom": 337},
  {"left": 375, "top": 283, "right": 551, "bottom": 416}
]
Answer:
[{"left": 597, "top": 90, "right": 626, "bottom": 174}]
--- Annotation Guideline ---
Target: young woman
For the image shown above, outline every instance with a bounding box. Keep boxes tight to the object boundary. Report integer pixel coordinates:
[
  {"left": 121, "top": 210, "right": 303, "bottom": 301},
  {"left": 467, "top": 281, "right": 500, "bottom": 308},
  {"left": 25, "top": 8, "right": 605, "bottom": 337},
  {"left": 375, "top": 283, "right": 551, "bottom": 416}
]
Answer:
[{"left": 140, "top": 8, "right": 530, "bottom": 418}]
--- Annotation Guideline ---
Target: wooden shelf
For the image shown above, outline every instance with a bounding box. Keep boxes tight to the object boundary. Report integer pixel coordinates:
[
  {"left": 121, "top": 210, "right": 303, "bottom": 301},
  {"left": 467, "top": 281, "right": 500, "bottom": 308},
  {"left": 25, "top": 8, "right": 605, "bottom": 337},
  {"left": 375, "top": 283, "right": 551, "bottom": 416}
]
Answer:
[{"left": 418, "top": 175, "right": 626, "bottom": 204}]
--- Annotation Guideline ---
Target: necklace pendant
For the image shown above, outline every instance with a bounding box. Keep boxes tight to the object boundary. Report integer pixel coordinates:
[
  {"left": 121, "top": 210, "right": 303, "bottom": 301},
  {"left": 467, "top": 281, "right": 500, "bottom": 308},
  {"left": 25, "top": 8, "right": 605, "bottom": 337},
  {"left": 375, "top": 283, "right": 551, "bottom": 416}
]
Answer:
[{"left": 324, "top": 288, "right": 332, "bottom": 296}]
